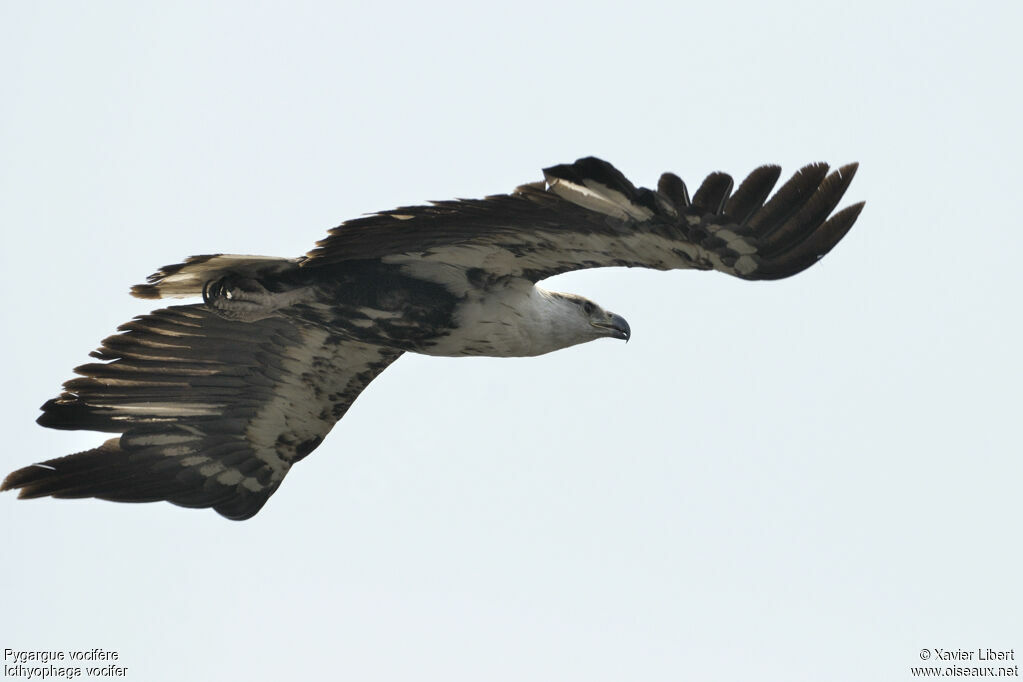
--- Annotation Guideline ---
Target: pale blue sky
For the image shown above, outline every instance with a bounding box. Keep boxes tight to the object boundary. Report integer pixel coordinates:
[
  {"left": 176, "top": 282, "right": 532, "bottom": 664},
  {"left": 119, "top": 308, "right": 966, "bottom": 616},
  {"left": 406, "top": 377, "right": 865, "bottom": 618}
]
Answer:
[{"left": 2, "top": 1, "right": 1020, "bottom": 680}]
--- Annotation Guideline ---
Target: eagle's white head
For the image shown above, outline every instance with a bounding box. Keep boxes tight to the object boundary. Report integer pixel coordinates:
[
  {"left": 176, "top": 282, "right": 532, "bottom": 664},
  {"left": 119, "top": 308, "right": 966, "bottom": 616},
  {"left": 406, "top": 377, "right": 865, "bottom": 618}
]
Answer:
[
  {"left": 530, "top": 289, "right": 631, "bottom": 354},
  {"left": 423, "top": 281, "right": 630, "bottom": 358}
]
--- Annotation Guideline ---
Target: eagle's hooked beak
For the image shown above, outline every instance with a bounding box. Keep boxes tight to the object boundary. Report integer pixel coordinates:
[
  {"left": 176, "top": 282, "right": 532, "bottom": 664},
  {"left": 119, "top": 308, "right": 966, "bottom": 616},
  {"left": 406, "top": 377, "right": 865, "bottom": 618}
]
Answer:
[{"left": 594, "top": 312, "right": 631, "bottom": 342}]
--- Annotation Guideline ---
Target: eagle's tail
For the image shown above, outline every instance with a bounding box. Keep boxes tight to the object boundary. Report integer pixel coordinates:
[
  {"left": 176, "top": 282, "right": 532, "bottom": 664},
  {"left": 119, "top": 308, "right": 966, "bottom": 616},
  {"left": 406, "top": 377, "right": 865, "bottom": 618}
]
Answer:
[{"left": 130, "top": 254, "right": 300, "bottom": 299}]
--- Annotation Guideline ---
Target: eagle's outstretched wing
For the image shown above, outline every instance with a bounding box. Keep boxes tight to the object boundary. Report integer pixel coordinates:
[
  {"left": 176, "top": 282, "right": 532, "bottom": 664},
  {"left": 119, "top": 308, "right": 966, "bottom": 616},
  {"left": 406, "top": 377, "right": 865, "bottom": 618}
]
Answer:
[
  {"left": 302, "top": 157, "right": 863, "bottom": 282},
  {"left": 2, "top": 305, "right": 401, "bottom": 519}
]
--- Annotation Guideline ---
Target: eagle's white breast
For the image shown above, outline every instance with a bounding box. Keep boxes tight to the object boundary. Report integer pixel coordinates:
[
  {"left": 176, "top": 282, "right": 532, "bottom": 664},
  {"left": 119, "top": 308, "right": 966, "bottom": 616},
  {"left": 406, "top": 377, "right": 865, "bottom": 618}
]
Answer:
[{"left": 424, "top": 280, "right": 588, "bottom": 358}]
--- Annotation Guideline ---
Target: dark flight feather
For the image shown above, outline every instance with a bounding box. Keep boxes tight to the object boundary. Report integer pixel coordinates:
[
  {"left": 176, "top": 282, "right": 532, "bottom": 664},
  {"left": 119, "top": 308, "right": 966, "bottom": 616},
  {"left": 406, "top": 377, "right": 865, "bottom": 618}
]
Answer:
[
  {"left": 723, "top": 165, "right": 781, "bottom": 225},
  {"left": 690, "top": 172, "right": 734, "bottom": 215}
]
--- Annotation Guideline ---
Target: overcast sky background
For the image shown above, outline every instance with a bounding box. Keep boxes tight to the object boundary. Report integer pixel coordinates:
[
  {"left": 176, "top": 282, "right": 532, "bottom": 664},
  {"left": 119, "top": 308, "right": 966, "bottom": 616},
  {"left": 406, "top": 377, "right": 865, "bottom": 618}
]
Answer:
[{"left": 2, "top": 2, "right": 1020, "bottom": 680}]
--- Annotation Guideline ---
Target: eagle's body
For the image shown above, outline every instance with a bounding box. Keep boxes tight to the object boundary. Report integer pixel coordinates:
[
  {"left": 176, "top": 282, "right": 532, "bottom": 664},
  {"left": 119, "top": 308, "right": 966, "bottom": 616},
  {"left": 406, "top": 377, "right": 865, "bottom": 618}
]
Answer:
[{"left": 2, "top": 157, "right": 863, "bottom": 519}]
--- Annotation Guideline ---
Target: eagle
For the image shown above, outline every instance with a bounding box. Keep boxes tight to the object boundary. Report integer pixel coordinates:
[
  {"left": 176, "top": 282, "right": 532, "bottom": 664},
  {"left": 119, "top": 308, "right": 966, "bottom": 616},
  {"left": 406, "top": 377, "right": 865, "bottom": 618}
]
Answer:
[{"left": 2, "top": 157, "right": 863, "bottom": 520}]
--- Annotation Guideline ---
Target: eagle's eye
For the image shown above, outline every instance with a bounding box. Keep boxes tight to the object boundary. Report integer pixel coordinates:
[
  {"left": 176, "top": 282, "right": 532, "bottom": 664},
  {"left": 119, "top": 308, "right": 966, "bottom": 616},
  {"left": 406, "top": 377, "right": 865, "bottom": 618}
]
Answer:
[{"left": 583, "top": 301, "right": 595, "bottom": 315}]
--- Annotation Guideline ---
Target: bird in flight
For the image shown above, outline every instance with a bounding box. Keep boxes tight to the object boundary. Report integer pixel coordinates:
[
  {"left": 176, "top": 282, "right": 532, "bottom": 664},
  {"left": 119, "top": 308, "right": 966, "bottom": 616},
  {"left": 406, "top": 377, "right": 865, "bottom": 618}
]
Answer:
[{"left": 2, "top": 157, "right": 863, "bottom": 519}]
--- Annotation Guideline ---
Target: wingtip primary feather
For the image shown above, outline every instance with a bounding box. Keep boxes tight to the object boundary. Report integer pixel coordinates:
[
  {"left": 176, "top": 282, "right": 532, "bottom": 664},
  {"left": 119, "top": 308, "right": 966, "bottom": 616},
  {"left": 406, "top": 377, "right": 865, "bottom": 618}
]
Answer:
[
  {"left": 724, "top": 165, "right": 782, "bottom": 224},
  {"left": 657, "top": 172, "right": 690, "bottom": 209},
  {"left": 753, "top": 199, "right": 865, "bottom": 280},
  {"left": 758, "top": 163, "right": 860, "bottom": 258},
  {"left": 1, "top": 439, "right": 268, "bottom": 519},
  {"left": 828, "top": 200, "right": 866, "bottom": 232},
  {"left": 2, "top": 462, "right": 62, "bottom": 497},
  {"left": 690, "top": 172, "right": 735, "bottom": 215}
]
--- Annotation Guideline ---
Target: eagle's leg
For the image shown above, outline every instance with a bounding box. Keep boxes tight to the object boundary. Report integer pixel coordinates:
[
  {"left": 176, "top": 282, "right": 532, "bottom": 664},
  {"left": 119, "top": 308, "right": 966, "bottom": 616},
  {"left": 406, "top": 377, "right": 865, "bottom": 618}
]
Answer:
[{"left": 202, "top": 275, "right": 313, "bottom": 322}]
